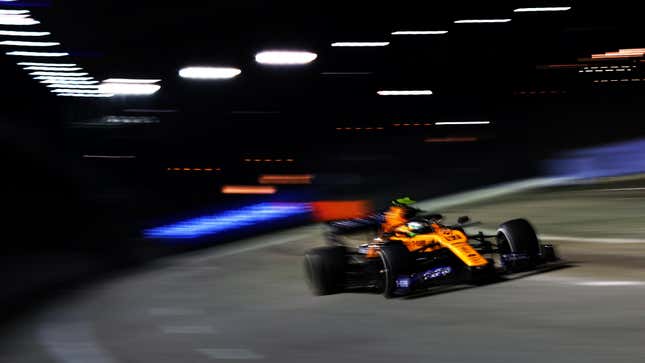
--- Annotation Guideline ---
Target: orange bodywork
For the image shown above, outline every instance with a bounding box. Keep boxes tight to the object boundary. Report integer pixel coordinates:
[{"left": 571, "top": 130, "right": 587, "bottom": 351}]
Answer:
[
  {"left": 370, "top": 223, "right": 489, "bottom": 267},
  {"left": 382, "top": 206, "right": 409, "bottom": 233}
]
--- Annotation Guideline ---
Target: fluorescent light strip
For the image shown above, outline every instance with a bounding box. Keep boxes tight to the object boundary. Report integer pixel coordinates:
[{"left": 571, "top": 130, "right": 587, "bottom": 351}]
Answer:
[
  {"left": 103, "top": 78, "right": 161, "bottom": 84},
  {"left": 46, "top": 84, "right": 98, "bottom": 89},
  {"left": 392, "top": 30, "right": 448, "bottom": 35},
  {"left": 377, "top": 90, "right": 433, "bottom": 96},
  {"left": 40, "top": 80, "right": 98, "bottom": 84},
  {"left": 514, "top": 7, "right": 572, "bottom": 12},
  {"left": 0, "top": 10, "right": 30, "bottom": 15},
  {"left": 99, "top": 83, "right": 161, "bottom": 95},
  {"left": 255, "top": 51, "right": 318, "bottom": 65},
  {"left": 0, "top": 15, "right": 39, "bottom": 25},
  {"left": 24, "top": 66, "right": 81, "bottom": 71},
  {"left": 58, "top": 93, "right": 114, "bottom": 98},
  {"left": 454, "top": 19, "right": 511, "bottom": 23},
  {"left": 35, "top": 76, "right": 94, "bottom": 81},
  {"left": 331, "top": 42, "right": 389, "bottom": 47},
  {"left": 51, "top": 88, "right": 106, "bottom": 93},
  {"left": 82, "top": 155, "right": 135, "bottom": 159},
  {"left": 7, "top": 51, "right": 68, "bottom": 56},
  {"left": 178, "top": 66, "right": 241, "bottom": 79},
  {"left": 0, "top": 30, "right": 50, "bottom": 36},
  {"left": 0, "top": 40, "right": 59, "bottom": 46},
  {"left": 30, "top": 71, "right": 88, "bottom": 76},
  {"left": 19, "top": 62, "right": 76, "bottom": 66},
  {"left": 435, "top": 121, "right": 490, "bottom": 125}
]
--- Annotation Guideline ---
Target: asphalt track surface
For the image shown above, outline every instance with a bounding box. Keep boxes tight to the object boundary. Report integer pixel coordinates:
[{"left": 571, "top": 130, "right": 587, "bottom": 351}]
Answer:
[{"left": 2, "top": 220, "right": 645, "bottom": 363}]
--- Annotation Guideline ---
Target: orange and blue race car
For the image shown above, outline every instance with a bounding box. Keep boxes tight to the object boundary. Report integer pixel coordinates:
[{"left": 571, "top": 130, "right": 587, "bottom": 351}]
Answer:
[{"left": 304, "top": 200, "right": 558, "bottom": 298}]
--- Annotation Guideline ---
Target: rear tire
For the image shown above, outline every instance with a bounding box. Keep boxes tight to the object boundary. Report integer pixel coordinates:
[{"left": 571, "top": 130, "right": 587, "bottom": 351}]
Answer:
[
  {"left": 378, "top": 243, "right": 411, "bottom": 298},
  {"left": 304, "top": 246, "right": 346, "bottom": 295}
]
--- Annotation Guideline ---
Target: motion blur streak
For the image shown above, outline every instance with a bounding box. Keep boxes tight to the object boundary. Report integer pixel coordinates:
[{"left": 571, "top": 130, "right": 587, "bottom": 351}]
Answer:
[
  {"left": 258, "top": 174, "right": 313, "bottom": 184},
  {"left": 179, "top": 66, "right": 241, "bottom": 79},
  {"left": 0, "top": 30, "right": 50, "bottom": 36},
  {"left": 6, "top": 51, "right": 68, "bottom": 56},
  {"left": 0, "top": 40, "right": 59, "bottom": 46},
  {"left": 144, "top": 203, "right": 311, "bottom": 239},
  {"left": 311, "top": 200, "right": 371, "bottom": 221},
  {"left": 221, "top": 185, "right": 277, "bottom": 194},
  {"left": 377, "top": 90, "right": 432, "bottom": 96},
  {"left": 424, "top": 137, "right": 478, "bottom": 143},
  {"left": 255, "top": 51, "right": 317, "bottom": 65},
  {"left": 98, "top": 83, "right": 161, "bottom": 95}
]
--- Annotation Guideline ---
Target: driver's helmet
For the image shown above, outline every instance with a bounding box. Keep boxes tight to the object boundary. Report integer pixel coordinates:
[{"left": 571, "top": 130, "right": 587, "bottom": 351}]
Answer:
[{"left": 406, "top": 221, "right": 425, "bottom": 232}]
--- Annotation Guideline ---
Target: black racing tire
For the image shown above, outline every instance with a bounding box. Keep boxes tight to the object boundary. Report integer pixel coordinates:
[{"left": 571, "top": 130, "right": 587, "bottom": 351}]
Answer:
[
  {"left": 497, "top": 218, "right": 540, "bottom": 259},
  {"left": 304, "top": 246, "right": 346, "bottom": 295},
  {"left": 378, "top": 243, "right": 411, "bottom": 298}
]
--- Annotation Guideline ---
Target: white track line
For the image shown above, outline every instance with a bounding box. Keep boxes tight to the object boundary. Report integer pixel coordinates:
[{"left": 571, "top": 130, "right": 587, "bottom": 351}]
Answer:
[{"left": 541, "top": 235, "right": 645, "bottom": 244}]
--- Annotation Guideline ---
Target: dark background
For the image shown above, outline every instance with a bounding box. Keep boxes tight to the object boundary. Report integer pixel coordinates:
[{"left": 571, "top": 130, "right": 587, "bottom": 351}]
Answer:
[{"left": 2, "top": 0, "right": 644, "bottom": 312}]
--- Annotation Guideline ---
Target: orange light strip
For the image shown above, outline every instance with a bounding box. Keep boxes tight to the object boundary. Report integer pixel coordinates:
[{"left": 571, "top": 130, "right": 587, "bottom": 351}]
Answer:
[
  {"left": 591, "top": 48, "right": 645, "bottom": 59},
  {"left": 167, "top": 167, "right": 221, "bottom": 172},
  {"left": 392, "top": 123, "right": 432, "bottom": 127},
  {"left": 335, "top": 126, "right": 385, "bottom": 130},
  {"left": 258, "top": 174, "right": 313, "bottom": 184},
  {"left": 221, "top": 185, "right": 277, "bottom": 194},
  {"left": 424, "top": 137, "right": 478, "bottom": 143},
  {"left": 243, "top": 158, "right": 295, "bottom": 162}
]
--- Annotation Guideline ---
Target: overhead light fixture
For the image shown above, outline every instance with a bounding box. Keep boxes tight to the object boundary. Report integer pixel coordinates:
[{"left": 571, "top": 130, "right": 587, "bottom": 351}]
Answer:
[
  {"left": 0, "top": 10, "right": 30, "bottom": 15},
  {"left": 6, "top": 51, "right": 68, "bottom": 57},
  {"left": 50, "top": 88, "right": 106, "bottom": 94},
  {"left": 30, "top": 71, "right": 88, "bottom": 76},
  {"left": 40, "top": 79, "right": 98, "bottom": 84},
  {"left": 99, "top": 82, "right": 161, "bottom": 95},
  {"left": 24, "top": 66, "right": 81, "bottom": 71},
  {"left": 34, "top": 76, "right": 94, "bottom": 81},
  {"left": 377, "top": 90, "right": 433, "bottom": 96},
  {"left": 255, "top": 50, "right": 318, "bottom": 65},
  {"left": 19, "top": 61, "right": 76, "bottom": 66},
  {"left": 0, "top": 30, "right": 50, "bottom": 36},
  {"left": 103, "top": 78, "right": 161, "bottom": 84},
  {"left": 46, "top": 84, "right": 98, "bottom": 89},
  {"left": 514, "top": 7, "right": 572, "bottom": 12},
  {"left": 57, "top": 93, "right": 114, "bottom": 98},
  {"left": 0, "top": 40, "right": 60, "bottom": 46},
  {"left": 178, "top": 66, "right": 241, "bottom": 79},
  {"left": 454, "top": 19, "right": 511, "bottom": 23},
  {"left": 331, "top": 42, "right": 389, "bottom": 47},
  {"left": 435, "top": 121, "right": 491, "bottom": 125},
  {"left": 0, "top": 15, "right": 39, "bottom": 26},
  {"left": 391, "top": 30, "right": 448, "bottom": 35}
]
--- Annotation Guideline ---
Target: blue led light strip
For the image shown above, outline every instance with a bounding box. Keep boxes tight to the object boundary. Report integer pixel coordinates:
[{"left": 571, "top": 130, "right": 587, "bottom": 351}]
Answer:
[{"left": 144, "top": 202, "right": 311, "bottom": 239}]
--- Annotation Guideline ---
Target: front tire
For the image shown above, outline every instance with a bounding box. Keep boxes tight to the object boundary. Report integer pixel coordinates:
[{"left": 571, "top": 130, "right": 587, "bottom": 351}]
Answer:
[
  {"left": 304, "top": 246, "right": 346, "bottom": 295},
  {"left": 497, "top": 219, "right": 540, "bottom": 271},
  {"left": 378, "top": 243, "right": 411, "bottom": 298}
]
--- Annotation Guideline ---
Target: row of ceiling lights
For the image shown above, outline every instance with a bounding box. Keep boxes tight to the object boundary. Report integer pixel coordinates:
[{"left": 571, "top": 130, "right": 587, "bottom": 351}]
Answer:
[
  {"left": 1, "top": 5, "right": 572, "bottom": 100},
  {"left": 0, "top": 8, "right": 162, "bottom": 97}
]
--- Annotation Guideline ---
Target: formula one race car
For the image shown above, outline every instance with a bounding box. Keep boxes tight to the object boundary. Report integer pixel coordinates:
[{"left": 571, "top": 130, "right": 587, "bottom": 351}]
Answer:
[{"left": 304, "top": 213, "right": 558, "bottom": 298}]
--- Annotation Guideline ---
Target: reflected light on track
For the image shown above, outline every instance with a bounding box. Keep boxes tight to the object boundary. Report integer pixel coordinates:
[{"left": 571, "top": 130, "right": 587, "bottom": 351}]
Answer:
[
  {"left": 255, "top": 51, "right": 317, "bottom": 65},
  {"left": 144, "top": 203, "right": 312, "bottom": 239},
  {"left": 221, "top": 185, "right": 277, "bottom": 194}
]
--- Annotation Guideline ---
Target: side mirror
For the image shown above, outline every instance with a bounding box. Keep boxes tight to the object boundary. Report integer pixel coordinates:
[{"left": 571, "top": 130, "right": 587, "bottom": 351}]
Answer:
[{"left": 457, "top": 216, "right": 470, "bottom": 224}]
